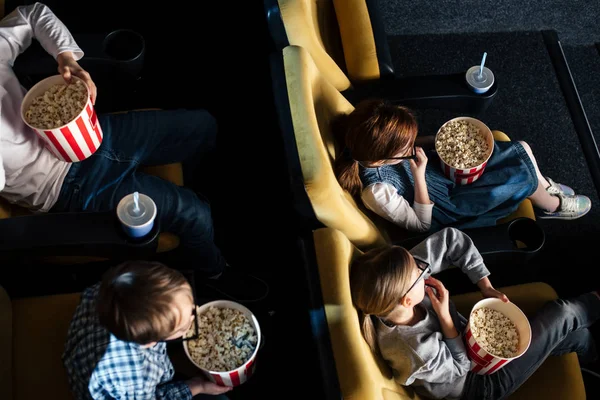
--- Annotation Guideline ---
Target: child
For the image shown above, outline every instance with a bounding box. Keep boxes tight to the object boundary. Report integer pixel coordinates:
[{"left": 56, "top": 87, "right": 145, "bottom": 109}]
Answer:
[
  {"left": 62, "top": 260, "right": 232, "bottom": 399},
  {"left": 350, "top": 227, "right": 600, "bottom": 400},
  {"left": 0, "top": 3, "right": 227, "bottom": 277},
  {"left": 333, "top": 98, "right": 591, "bottom": 232}
]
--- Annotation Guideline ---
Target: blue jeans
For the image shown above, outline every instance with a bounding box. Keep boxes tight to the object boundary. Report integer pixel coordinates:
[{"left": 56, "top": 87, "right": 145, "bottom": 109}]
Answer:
[
  {"left": 461, "top": 292, "right": 600, "bottom": 400},
  {"left": 51, "top": 109, "right": 227, "bottom": 275}
]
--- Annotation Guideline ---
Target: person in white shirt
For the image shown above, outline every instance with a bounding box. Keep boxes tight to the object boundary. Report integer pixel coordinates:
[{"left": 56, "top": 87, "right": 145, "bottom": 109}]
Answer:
[
  {"left": 332, "top": 99, "right": 592, "bottom": 233},
  {"left": 0, "top": 3, "right": 229, "bottom": 278}
]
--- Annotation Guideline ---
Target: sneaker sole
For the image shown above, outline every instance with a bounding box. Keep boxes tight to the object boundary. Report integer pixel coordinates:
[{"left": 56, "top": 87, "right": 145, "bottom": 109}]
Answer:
[{"left": 537, "top": 209, "right": 591, "bottom": 220}]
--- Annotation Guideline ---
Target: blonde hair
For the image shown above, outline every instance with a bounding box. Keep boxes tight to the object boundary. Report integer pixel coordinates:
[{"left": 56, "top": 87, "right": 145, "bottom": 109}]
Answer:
[
  {"left": 333, "top": 99, "right": 418, "bottom": 197},
  {"left": 349, "top": 245, "right": 416, "bottom": 356},
  {"left": 97, "top": 261, "right": 192, "bottom": 344}
]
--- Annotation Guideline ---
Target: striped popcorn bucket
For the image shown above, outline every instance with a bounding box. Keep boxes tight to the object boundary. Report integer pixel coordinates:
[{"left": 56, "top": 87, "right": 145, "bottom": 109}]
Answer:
[
  {"left": 184, "top": 300, "right": 262, "bottom": 387},
  {"left": 21, "top": 75, "right": 102, "bottom": 162},
  {"left": 435, "top": 117, "right": 494, "bottom": 185},
  {"left": 465, "top": 298, "right": 531, "bottom": 375}
]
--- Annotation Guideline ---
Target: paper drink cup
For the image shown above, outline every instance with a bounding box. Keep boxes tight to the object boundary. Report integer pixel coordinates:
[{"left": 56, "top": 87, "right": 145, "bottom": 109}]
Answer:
[
  {"left": 464, "top": 298, "right": 532, "bottom": 375},
  {"left": 116, "top": 192, "right": 157, "bottom": 238},
  {"left": 183, "top": 300, "right": 262, "bottom": 387},
  {"left": 435, "top": 117, "right": 494, "bottom": 185},
  {"left": 21, "top": 75, "right": 103, "bottom": 162},
  {"left": 466, "top": 66, "right": 495, "bottom": 94}
]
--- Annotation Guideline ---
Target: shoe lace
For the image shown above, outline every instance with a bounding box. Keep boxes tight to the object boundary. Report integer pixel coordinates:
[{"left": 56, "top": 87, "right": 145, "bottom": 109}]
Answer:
[
  {"left": 559, "top": 194, "right": 578, "bottom": 212},
  {"left": 546, "top": 178, "right": 561, "bottom": 195}
]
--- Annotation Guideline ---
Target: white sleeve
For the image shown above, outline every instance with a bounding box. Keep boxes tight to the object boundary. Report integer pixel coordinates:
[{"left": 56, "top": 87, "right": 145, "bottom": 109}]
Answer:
[
  {"left": 0, "top": 2, "right": 83, "bottom": 65},
  {"left": 361, "top": 183, "right": 433, "bottom": 232}
]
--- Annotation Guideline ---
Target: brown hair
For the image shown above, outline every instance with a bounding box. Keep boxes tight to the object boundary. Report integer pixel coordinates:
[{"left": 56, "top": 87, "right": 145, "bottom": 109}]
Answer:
[
  {"left": 333, "top": 99, "right": 418, "bottom": 197},
  {"left": 97, "top": 260, "right": 192, "bottom": 344},
  {"left": 349, "top": 245, "right": 415, "bottom": 356}
]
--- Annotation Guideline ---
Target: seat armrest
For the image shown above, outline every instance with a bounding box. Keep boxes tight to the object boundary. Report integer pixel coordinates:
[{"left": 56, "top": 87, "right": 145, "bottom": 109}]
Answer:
[
  {"left": 0, "top": 211, "right": 159, "bottom": 261},
  {"left": 343, "top": 72, "right": 498, "bottom": 114},
  {"left": 395, "top": 218, "right": 545, "bottom": 267}
]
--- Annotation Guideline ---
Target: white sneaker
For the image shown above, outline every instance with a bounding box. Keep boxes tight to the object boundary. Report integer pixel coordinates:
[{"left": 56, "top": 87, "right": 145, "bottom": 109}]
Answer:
[
  {"left": 538, "top": 193, "right": 592, "bottom": 220},
  {"left": 545, "top": 177, "right": 575, "bottom": 196}
]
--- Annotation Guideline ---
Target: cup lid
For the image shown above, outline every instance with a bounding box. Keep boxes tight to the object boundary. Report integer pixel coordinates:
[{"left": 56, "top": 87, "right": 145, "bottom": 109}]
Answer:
[
  {"left": 466, "top": 66, "right": 494, "bottom": 89},
  {"left": 117, "top": 192, "right": 156, "bottom": 227}
]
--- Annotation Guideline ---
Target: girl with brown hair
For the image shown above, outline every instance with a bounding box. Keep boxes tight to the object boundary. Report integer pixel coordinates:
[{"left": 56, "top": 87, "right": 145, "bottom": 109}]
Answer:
[{"left": 333, "top": 99, "right": 591, "bottom": 232}]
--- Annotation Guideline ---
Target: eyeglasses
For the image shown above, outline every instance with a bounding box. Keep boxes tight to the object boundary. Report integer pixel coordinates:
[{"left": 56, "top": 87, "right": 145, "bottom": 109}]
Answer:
[
  {"left": 382, "top": 146, "right": 418, "bottom": 162},
  {"left": 160, "top": 270, "right": 200, "bottom": 344},
  {"left": 400, "top": 258, "right": 431, "bottom": 299},
  {"left": 357, "top": 146, "right": 417, "bottom": 166}
]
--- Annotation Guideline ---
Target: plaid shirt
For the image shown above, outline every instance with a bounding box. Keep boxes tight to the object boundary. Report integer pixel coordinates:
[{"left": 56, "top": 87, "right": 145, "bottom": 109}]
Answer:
[{"left": 62, "top": 284, "right": 192, "bottom": 400}]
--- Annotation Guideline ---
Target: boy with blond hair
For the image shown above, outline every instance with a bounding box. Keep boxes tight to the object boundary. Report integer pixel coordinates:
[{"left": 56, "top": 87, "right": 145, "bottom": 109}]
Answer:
[{"left": 63, "top": 260, "right": 231, "bottom": 399}]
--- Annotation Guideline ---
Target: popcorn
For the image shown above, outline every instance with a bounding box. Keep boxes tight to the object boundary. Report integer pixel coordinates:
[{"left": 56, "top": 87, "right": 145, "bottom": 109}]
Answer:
[
  {"left": 436, "top": 120, "right": 490, "bottom": 169},
  {"left": 24, "top": 80, "right": 88, "bottom": 129},
  {"left": 185, "top": 306, "right": 258, "bottom": 372},
  {"left": 470, "top": 307, "right": 520, "bottom": 358}
]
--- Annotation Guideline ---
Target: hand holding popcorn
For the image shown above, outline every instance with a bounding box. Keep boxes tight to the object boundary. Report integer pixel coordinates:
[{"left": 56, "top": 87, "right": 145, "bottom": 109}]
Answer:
[{"left": 57, "top": 51, "right": 97, "bottom": 105}]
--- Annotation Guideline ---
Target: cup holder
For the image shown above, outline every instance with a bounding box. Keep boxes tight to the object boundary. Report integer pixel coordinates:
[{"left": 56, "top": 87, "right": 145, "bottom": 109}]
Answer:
[
  {"left": 102, "top": 29, "right": 145, "bottom": 78},
  {"left": 103, "top": 29, "right": 145, "bottom": 61},
  {"left": 458, "top": 217, "right": 545, "bottom": 266},
  {"left": 506, "top": 217, "right": 545, "bottom": 253}
]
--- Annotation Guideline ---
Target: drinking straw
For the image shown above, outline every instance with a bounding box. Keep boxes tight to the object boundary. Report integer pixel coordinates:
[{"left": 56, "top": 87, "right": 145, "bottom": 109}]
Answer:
[
  {"left": 479, "top": 52, "right": 487, "bottom": 78},
  {"left": 133, "top": 191, "right": 140, "bottom": 214}
]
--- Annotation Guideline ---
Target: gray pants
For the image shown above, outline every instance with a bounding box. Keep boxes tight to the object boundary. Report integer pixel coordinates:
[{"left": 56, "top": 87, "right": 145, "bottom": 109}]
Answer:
[{"left": 462, "top": 292, "right": 600, "bottom": 400}]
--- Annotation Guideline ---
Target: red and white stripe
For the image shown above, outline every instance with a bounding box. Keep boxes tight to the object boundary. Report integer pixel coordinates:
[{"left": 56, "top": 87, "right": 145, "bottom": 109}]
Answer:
[
  {"left": 465, "top": 327, "right": 511, "bottom": 375},
  {"left": 442, "top": 160, "right": 488, "bottom": 185},
  {"left": 36, "top": 98, "right": 103, "bottom": 163},
  {"left": 207, "top": 358, "right": 257, "bottom": 387}
]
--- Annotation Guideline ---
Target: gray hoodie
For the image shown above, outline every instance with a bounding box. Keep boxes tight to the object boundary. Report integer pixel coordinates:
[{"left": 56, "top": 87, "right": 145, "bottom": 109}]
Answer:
[{"left": 377, "top": 227, "right": 490, "bottom": 400}]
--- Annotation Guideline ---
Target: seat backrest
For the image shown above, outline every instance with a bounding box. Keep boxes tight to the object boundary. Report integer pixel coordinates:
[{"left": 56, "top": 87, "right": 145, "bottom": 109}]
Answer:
[
  {"left": 267, "top": 0, "right": 393, "bottom": 91},
  {"left": 313, "top": 227, "right": 419, "bottom": 400},
  {"left": 277, "top": 44, "right": 387, "bottom": 249},
  {"left": 332, "top": 0, "right": 394, "bottom": 82},
  {"left": 12, "top": 291, "right": 81, "bottom": 400},
  {"left": 0, "top": 285, "right": 13, "bottom": 400}
]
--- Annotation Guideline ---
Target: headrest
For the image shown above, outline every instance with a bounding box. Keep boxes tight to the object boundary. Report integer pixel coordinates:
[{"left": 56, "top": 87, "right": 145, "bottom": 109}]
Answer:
[{"left": 278, "top": 0, "right": 352, "bottom": 91}]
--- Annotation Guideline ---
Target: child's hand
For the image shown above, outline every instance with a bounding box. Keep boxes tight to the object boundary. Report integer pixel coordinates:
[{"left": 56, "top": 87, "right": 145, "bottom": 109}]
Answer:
[
  {"left": 57, "top": 51, "right": 97, "bottom": 105},
  {"left": 477, "top": 277, "right": 509, "bottom": 303},
  {"left": 409, "top": 147, "right": 428, "bottom": 179},
  {"left": 186, "top": 376, "right": 232, "bottom": 396},
  {"left": 480, "top": 286, "right": 509, "bottom": 303},
  {"left": 425, "top": 277, "right": 451, "bottom": 320}
]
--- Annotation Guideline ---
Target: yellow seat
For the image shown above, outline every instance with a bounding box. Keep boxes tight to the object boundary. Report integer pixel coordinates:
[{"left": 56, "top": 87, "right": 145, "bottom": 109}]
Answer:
[
  {"left": 0, "top": 285, "right": 80, "bottom": 400},
  {"left": 267, "top": 0, "right": 392, "bottom": 91},
  {"left": 276, "top": 44, "right": 533, "bottom": 251},
  {"left": 312, "top": 226, "right": 585, "bottom": 400}
]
